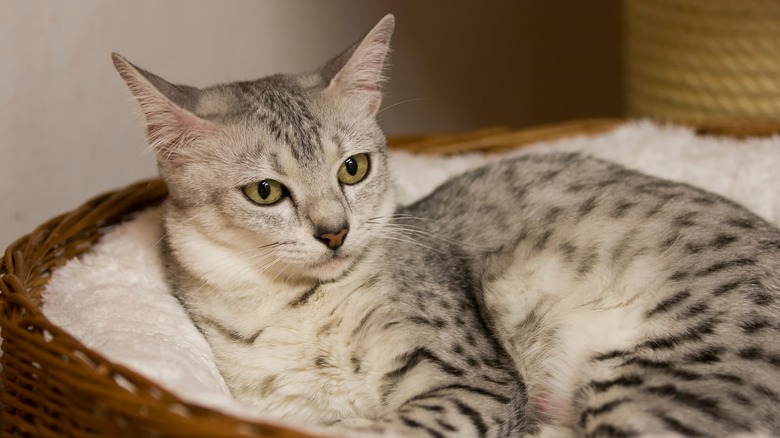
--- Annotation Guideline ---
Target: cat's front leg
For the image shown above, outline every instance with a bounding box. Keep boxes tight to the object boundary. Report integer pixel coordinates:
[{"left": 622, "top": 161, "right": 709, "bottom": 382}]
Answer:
[
  {"left": 334, "top": 381, "right": 526, "bottom": 438},
  {"left": 382, "top": 380, "right": 526, "bottom": 438},
  {"left": 358, "top": 343, "right": 527, "bottom": 438}
]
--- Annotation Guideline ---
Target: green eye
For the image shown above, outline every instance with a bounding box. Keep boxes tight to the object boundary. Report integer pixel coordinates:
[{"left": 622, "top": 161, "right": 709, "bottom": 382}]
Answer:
[
  {"left": 242, "top": 179, "right": 285, "bottom": 205},
  {"left": 337, "top": 153, "right": 370, "bottom": 185}
]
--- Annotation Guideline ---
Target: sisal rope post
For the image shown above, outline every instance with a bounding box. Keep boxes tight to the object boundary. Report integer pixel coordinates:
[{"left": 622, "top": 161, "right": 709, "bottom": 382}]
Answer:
[{"left": 624, "top": 0, "right": 780, "bottom": 122}]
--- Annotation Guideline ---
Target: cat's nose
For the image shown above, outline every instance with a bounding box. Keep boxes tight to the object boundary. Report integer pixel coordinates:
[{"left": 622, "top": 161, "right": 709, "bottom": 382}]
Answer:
[{"left": 314, "top": 227, "right": 349, "bottom": 250}]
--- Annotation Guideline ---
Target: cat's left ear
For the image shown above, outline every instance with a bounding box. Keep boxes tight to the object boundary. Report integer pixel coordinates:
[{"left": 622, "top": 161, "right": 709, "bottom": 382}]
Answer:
[{"left": 320, "top": 14, "right": 394, "bottom": 116}]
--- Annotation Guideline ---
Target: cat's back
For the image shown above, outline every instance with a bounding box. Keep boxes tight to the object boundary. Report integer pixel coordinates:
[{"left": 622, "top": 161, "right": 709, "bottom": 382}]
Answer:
[
  {"left": 399, "top": 153, "right": 780, "bottom": 435},
  {"left": 400, "top": 152, "right": 780, "bottom": 288}
]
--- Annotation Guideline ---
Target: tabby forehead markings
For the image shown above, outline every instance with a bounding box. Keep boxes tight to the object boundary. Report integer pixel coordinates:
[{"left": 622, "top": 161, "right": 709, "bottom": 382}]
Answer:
[
  {"left": 256, "top": 81, "right": 323, "bottom": 162},
  {"left": 263, "top": 152, "right": 285, "bottom": 176}
]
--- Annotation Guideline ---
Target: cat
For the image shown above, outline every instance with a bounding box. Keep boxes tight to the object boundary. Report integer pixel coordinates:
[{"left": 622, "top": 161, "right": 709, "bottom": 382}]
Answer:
[{"left": 113, "top": 13, "right": 780, "bottom": 438}]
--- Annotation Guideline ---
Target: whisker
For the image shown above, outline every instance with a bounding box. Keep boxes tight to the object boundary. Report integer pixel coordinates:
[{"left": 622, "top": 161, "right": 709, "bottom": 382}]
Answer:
[
  {"left": 377, "top": 97, "right": 432, "bottom": 115},
  {"left": 381, "top": 223, "right": 486, "bottom": 249},
  {"left": 257, "top": 241, "right": 287, "bottom": 250},
  {"left": 368, "top": 213, "right": 438, "bottom": 223},
  {"left": 373, "top": 230, "right": 444, "bottom": 254},
  {"left": 373, "top": 234, "right": 450, "bottom": 265},
  {"left": 368, "top": 221, "right": 488, "bottom": 251}
]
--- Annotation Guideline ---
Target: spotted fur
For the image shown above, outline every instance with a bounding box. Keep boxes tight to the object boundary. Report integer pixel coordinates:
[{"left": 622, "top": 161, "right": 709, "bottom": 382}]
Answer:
[{"left": 396, "top": 154, "right": 780, "bottom": 437}]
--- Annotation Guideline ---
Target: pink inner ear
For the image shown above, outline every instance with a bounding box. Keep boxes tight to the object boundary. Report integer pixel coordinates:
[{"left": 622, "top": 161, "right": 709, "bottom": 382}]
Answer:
[
  {"left": 145, "top": 100, "right": 219, "bottom": 162},
  {"left": 171, "top": 104, "right": 218, "bottom": 134},
  {"left": 365, "top": 94, "right": 381, "bottom": 114}
]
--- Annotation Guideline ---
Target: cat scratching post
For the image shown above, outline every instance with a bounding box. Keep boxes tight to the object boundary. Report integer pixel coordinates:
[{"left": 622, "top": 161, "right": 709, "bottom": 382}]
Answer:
[{"left": 624, "top": 0, "right": 780, "bottom": 122}]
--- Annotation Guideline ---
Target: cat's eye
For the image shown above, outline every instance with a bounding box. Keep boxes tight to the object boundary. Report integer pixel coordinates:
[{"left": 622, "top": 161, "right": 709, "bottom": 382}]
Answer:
[
  {"left": 337, "top": 154, "right": 370, "bottom": 185},
  {"left": 242, "top": 179, "right": 286, "bottom": 205}
]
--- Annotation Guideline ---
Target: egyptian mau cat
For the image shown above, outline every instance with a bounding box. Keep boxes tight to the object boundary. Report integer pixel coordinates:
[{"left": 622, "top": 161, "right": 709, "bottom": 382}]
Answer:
[{"left": 114, "top": 14, "right": 780, "bottom": 438}]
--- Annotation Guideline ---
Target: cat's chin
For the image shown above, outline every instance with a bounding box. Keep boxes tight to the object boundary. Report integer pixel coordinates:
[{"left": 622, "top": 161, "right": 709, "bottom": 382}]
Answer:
[{"left": 307, "top": 254, "right": 353, "bottom": 281}]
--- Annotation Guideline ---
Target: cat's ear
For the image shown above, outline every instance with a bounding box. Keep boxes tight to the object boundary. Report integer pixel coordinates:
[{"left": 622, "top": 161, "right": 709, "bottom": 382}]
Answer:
[
  {"left": 320, "top": 14, "right": 394, "bottom": 116},
  {"left": 112, "top": 53, "right": 218, "bottom": 163}
]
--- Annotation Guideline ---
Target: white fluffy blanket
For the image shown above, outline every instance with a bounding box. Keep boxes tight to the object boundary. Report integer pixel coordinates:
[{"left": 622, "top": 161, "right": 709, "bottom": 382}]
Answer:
[{"left": 42, "top": 121, "right": 780, "bottom": 423}]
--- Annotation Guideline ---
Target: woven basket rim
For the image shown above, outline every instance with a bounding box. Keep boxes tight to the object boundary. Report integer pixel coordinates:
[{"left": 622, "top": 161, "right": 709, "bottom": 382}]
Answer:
[{"left": 2, "top": 117, "right": 779, "bottom": 437}]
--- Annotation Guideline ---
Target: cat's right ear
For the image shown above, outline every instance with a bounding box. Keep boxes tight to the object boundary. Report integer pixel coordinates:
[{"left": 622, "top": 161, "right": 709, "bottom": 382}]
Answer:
[
  {"left": 112, "top": 53, "right": 218, "bottom": 164},
  {"left": 320, "top": 14, "right": 395, "bottom": 116}
]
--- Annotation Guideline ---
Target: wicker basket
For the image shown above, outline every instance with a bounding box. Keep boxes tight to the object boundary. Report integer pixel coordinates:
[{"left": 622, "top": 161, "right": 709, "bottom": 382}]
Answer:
[{"left": 2, "top": 118, "right": 779, "bottom": 437}]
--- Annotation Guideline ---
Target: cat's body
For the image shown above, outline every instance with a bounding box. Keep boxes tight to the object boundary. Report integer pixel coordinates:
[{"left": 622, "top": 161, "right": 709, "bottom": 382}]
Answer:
[
  {"left": 405, "top": 154, "right": 780, "bottom": 436},
  {"left": 114, "top": 14, "right": 780, "bottom": 438}
]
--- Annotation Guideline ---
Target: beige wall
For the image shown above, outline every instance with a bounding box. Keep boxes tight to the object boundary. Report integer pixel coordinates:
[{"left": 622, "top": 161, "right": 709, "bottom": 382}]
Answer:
[{"left": 0, "top": 1, "right": 621, "bottom": 249}]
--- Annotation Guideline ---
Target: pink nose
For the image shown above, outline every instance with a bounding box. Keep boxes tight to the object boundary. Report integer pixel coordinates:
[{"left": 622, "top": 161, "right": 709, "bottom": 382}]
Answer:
[{"left": 315, "top": 228, "right": 348, "bottom": 249}]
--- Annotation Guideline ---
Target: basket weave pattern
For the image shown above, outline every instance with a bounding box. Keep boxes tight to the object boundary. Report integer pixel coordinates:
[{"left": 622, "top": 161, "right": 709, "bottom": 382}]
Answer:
[
  {"left": 1, "top": 119, "right": 777, "bottom": 437},
  {"left": 625, "top": 0, "right": 780, "bottom": 121}
]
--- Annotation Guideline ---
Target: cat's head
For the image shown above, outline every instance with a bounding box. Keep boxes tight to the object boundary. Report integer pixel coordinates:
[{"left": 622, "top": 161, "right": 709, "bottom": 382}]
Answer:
[{"left": 114, "top": 15, "right": 396, "bottom": 285}]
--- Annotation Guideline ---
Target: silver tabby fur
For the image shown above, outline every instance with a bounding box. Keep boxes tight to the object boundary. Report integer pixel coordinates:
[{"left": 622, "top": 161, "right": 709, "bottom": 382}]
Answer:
[{"left": 114, "top": 15, "right": 780, "bottom": 438}]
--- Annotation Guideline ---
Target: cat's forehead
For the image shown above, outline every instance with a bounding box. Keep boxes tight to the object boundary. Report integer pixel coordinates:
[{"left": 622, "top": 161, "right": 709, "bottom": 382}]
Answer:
[
  {"left": 198, "top": 74, "right": 323, "bottom": 117},
  {"left": 198, "top": 74, "right": 345, "bottom": 162}
]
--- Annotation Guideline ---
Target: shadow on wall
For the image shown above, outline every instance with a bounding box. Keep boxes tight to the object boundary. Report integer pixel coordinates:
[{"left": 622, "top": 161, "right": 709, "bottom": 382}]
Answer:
[{"left": 377, "top": 0, "right": 623, "bottom": 133}]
